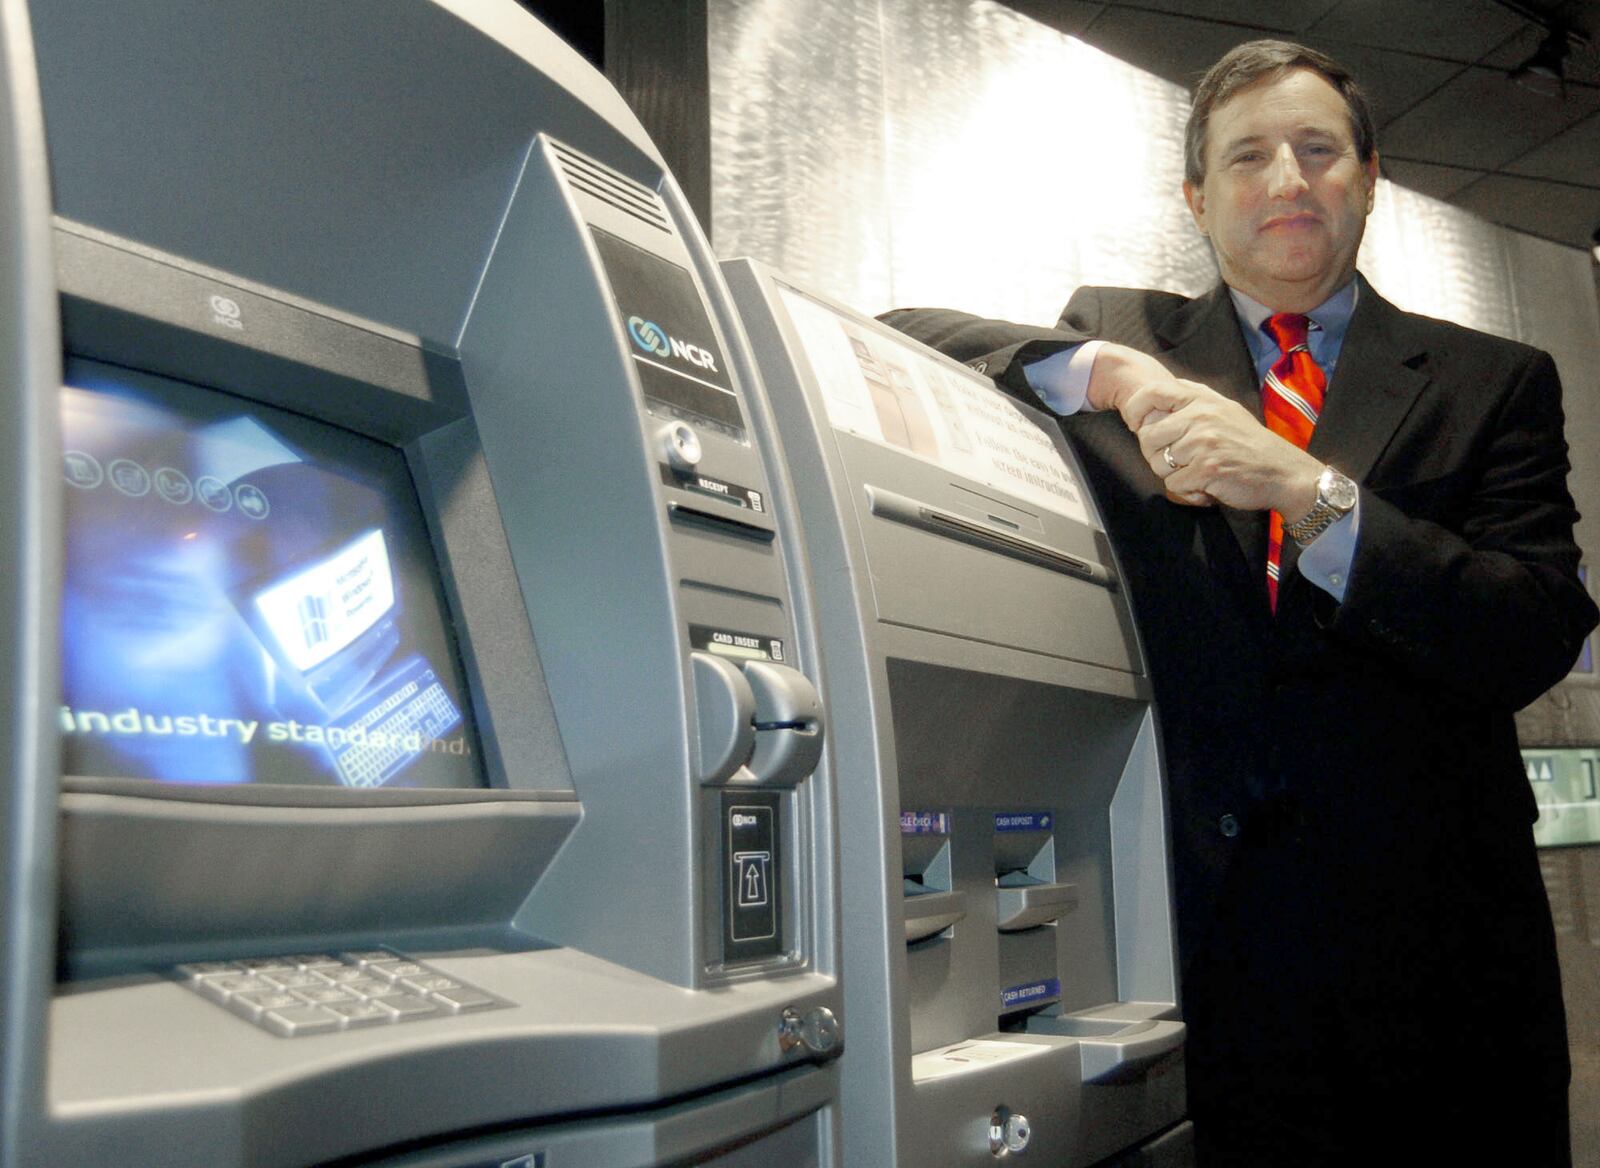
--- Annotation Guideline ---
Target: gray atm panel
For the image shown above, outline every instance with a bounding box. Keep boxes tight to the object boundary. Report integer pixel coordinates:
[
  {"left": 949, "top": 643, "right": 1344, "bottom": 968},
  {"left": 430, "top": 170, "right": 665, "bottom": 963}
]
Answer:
[
  {"left": 725, "top": 260, "right": 1187, "bottom": 1168},
  {"left": 0, "top": 5, "right": 840, "bottom": 1166}
]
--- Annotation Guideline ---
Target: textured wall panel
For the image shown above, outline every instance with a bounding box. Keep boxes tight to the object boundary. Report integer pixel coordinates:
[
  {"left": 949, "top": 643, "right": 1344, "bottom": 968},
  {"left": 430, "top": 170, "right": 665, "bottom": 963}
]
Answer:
[
  {"left": 710, "top": 0, "right": 1216, "bottom": 323},
  {"left": 709, "top": 0, "right": 893, "bottom": 309},
  {"left": 1501, "top": 231, "right": 1600, "bottom": 561},
  {"left": 876, "top": 0, "right": 1215, "bottom": 323},
  {"left": 1359, "top": 179, "right": 1518, "bottom": 341}
]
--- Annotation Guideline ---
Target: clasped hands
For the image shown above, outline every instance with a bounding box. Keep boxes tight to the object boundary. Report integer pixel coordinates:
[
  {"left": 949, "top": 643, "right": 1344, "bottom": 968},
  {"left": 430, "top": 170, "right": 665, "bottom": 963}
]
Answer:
[{"left": 1084, "top": 343, "right": 1322, "bottom": 521}]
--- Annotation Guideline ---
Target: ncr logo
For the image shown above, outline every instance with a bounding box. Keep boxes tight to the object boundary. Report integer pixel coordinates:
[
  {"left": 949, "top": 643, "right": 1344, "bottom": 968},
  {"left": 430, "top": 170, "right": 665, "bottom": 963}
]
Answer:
[{"left": 628, "top": 315, "right": 718, "bottom": 373}]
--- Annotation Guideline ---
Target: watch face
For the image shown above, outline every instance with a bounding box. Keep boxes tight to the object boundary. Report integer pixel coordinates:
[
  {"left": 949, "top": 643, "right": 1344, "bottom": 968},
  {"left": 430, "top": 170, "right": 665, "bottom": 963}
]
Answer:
[{"left": 1325, "top": 471, "right": 1358, "bottom": 511}]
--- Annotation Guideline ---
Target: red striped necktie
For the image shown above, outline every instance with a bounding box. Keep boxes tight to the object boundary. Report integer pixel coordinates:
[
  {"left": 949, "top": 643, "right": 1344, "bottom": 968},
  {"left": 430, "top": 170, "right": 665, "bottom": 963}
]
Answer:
[{"left": 1261, "top": 312, "right": 1325, "bottom": 612}]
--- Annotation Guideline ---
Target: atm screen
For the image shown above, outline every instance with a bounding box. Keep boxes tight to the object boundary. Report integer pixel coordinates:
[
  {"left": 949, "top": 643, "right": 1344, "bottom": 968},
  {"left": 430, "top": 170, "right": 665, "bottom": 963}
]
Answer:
[{"left": 58, "top": 361, "right": 485, "bottom": 790}]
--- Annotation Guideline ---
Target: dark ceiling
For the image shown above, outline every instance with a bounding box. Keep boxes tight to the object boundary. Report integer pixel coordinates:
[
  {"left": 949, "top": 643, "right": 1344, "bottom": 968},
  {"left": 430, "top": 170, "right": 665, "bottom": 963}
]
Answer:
[{"left": 1002, "top": 0, "right": 1600, "bottom": 252}]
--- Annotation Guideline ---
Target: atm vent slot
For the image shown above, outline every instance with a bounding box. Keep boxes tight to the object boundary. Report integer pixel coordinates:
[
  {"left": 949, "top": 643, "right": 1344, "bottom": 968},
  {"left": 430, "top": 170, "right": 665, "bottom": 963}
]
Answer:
[{"left": 551, "top": 142, "right": 672, "bottom": 233}]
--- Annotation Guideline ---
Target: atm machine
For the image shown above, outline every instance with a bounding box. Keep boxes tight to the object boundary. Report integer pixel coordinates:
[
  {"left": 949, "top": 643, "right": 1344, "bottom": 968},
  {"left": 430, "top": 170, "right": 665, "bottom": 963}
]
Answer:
[
  {"left": 725, "top": 262, "right": 1190, "bottom": 1166},
  {"left": 0, "top": 3, "right": 841, "bottom": 1165}
]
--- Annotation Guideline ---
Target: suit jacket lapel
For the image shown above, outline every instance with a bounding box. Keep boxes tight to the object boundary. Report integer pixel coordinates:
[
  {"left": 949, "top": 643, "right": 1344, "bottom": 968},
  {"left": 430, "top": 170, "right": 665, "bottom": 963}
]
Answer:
[
  {"left": 1305, "top": 275, "right": 1431, "bottom": 483},
  {"left": 1154, "top": 284, "right": 1270, "bottom": 585},
  {"left": 1280, "top": 276, "right": 1429, "bottom": 603},
  {"left": 1155, "top": 283, "right": 1262, "bottom": 419}
]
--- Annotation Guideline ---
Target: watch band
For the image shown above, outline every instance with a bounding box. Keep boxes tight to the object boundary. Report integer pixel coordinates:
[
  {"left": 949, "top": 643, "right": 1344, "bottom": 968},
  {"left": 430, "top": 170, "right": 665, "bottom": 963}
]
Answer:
[{"left": 1286, "top": 467, "right": 1356, "bottom": 547}]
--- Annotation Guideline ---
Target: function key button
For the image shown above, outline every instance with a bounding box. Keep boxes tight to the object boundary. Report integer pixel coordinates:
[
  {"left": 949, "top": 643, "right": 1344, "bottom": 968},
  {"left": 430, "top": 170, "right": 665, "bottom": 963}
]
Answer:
[
  {"left": 430, "top": 987, "right": 500, "bottom": 1013},
  {"left": 260, "top": 1004, "right": 343, "bottom": 1037},
  {"left": 372, "top": 994, "right": 441, "bottom": 1021}
]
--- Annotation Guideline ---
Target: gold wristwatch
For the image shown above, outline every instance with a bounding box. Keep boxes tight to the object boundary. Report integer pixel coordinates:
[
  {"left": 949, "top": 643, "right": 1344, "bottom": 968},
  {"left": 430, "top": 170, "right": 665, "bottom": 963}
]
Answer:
[{"left": 1285, "top": 466, "right": 1357, "bottom": 547}]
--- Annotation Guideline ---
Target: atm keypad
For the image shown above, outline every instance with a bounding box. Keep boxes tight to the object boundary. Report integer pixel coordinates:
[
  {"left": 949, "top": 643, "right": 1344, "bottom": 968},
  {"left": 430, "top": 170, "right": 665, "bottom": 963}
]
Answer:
[{"left": 174, "top": 950, "right": 509, "bottom": 1037}]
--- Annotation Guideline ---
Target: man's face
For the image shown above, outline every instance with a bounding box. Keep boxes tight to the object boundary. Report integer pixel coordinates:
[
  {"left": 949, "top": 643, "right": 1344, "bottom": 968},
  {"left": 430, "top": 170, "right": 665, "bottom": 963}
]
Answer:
[{"left": 1183, "top": 67, "right": 1378, "bottom": 312}]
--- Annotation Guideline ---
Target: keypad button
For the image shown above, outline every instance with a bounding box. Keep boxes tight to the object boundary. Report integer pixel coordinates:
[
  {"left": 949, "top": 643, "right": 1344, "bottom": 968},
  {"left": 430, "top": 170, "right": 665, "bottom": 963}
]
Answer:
[
  {"left": 262, "top": 971, "right": 325, "bottom": 991},
  {"left": 366, "top": 961, "right": 428, "bottom": 981},
  {"left": 318, "top": 966, "right": 368, "bottom": 985},
  {"left": 197, "top": 974, "right": 274, "bottom": 1002},
  {"left": 230, "top": 991, "right": 303, "bottom": 1021},
  {"left": 401, "top": 975, "right": 462, "bottom": 995},
  {"left": 293, "top": 987, "right": 362, "bottom": 1006},
  {"left": 339, "top": 950, "right": 400, "bottom": 966},
  {"left": 287, "top": 953, "right": 344, "bottom": 970},
  {"left": 323, "top": 1000, "right": 394, "bottom": 1028},
  {"left": 346, "top": 978, "right": 401, "bottom": 999},
  {"left": 260, "top": 1004, "right": 344, "bottom": 1037},
  {"left": 372, "top": 993, "right": 441, "bottom": 1021},
  {"left": 430, "top": 987, "right": 500, "bottom": 1013},
  {"left": 237, "top": 958, "right": 297, "bottom": 975}
]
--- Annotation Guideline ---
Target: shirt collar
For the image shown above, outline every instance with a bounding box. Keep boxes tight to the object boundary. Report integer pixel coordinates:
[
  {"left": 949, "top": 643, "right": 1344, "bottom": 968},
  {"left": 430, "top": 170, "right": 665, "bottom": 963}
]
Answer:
[
  {"left": 1229, "top": 279, "right": 1360, "bottom": 378},
  {"left": 1228, "top": 279, "right": 1359, "bottom": 344}
]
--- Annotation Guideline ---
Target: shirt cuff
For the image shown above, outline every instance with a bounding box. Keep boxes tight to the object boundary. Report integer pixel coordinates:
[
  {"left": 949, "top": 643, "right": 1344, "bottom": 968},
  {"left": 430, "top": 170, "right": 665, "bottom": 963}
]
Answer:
[
  {"left": 1295, "top": 493, "right": 1360, "bottom": 603},
  {"left": 1021, "top": 340, "right": 1103, "bottom": 416}
]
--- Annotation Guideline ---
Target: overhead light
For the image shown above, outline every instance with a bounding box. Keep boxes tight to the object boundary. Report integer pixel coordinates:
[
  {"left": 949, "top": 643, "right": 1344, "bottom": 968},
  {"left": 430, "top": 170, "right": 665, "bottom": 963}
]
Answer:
[
  {"left": 1510, "top": 30, "right": 1569, "bottom": 98},
  {"left": 1591, "top": 226, "right": 1600, "bottom": 265}
]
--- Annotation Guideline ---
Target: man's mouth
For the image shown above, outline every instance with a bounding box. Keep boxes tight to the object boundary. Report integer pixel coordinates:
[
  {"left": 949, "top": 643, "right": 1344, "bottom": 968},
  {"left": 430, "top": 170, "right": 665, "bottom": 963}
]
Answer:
[{"left": 1261, "top": 212, "right": 1320, "bottom": 231}]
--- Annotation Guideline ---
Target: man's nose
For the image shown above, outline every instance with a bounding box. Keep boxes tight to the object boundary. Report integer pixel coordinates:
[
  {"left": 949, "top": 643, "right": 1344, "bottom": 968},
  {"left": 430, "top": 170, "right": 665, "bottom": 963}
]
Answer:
[{"left": 1266, "top": 144, "right": 1309, "bottom": 199}]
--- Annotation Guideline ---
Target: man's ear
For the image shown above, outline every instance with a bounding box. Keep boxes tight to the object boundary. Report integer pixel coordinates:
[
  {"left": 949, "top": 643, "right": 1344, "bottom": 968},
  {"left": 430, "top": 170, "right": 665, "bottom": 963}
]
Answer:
[
  {"left": 1363, "top": 152, "right": 1379, "bottom": 214},
  {"left": 1183, "top": 180, "right": 1208, "bottom": 236}
]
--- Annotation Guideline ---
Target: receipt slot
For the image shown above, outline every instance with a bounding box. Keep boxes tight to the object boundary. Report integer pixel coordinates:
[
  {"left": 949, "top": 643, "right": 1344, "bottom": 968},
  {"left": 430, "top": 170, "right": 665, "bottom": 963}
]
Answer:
[{"left": 725, "top": 260, "right": 1188, "bottom": 1167}]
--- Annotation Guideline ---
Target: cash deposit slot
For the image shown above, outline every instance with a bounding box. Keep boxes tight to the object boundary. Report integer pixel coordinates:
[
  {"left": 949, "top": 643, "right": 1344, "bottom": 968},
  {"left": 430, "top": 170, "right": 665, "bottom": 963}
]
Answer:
[
  {"left": 725, "top": 260, "right": 1190, "bottom": 1167},
  {"left": 0, "top": 5, "right": 840, "bottom": 1166}
]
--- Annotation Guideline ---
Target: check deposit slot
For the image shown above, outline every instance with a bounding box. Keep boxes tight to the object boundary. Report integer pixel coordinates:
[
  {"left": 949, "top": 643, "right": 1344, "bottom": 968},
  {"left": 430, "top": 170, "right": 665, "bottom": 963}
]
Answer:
[
  {"left": 725, "top": 260, "right": 1188, "bottom": 1167},
  {"left": 0, "top": 5, "right": 839, "bottom": 1166}
]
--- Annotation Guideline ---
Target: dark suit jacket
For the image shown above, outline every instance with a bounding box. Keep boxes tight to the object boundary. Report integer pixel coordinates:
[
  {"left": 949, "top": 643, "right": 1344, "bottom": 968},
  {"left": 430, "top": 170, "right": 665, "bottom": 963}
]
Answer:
[{"left": 884, "top": 278, "right": 1596, "bottom": 1144}]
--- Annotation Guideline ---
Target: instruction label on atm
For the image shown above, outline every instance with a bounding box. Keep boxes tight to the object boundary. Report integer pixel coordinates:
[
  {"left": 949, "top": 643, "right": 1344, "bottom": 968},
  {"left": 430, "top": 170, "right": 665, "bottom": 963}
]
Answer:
[
  {"left": 723, "top": 792, "right": 783, "bottom": 962},
  {"left": 659, "top": 465, "right": 767, "bottom": 512},
  {"left": 994, "top": 811, "right": 1053, "bottom": 833},
  {"left": 776, "top": 285, "right": 1093, "bottom": 528},
  {"left": 901, "top": 810, "right": 951, "bottom": 835},
  {"left": 1001, "top": 978, "right": 1062, "bottom": 1011},
  {"left": 691, "top": 624, "right": 786, "bottom": 663}
]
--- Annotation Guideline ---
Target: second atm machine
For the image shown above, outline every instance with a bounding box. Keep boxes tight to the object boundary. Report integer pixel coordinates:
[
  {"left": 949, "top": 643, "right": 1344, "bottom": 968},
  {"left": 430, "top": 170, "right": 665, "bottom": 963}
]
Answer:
[
  {"left": 727, "top": 261, "right": 1190, "bottom": 1167},
  {"left": 0, "top": 3, "right": 840, "bottom": 1166}
]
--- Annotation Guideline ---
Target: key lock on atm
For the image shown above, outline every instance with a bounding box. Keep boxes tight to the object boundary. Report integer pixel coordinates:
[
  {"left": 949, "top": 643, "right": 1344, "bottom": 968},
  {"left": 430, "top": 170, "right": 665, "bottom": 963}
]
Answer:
[{"left": 688, "top": 555, "right": 836, "bottom": 1058}]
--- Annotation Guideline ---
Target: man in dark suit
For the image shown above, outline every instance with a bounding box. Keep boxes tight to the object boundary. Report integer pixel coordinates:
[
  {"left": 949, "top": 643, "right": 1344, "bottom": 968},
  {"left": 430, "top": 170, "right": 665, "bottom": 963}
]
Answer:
[{"left": 885, "top": 40, "right": 1596, "bottom": 1166}]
